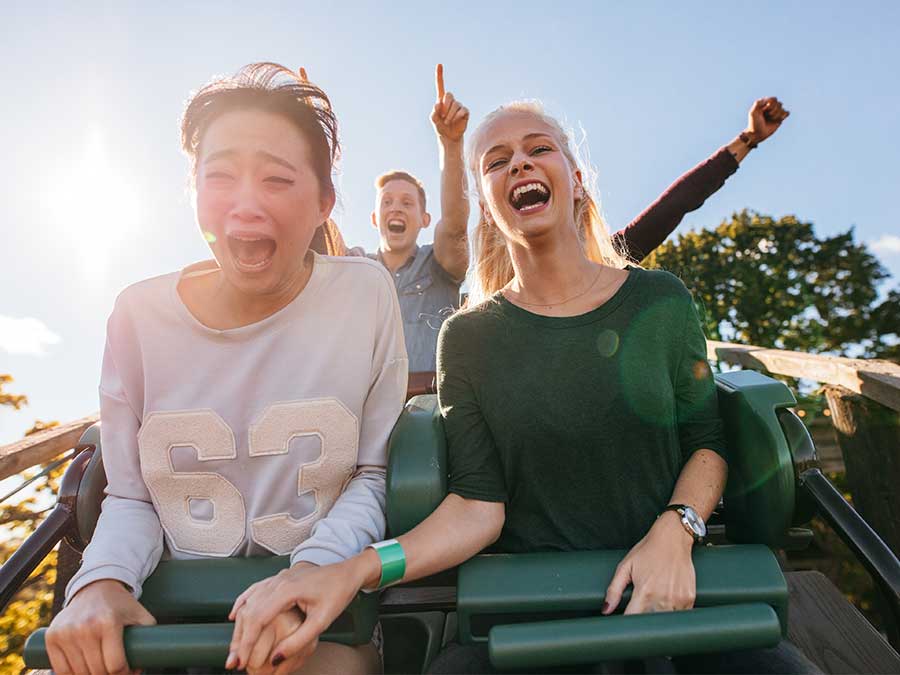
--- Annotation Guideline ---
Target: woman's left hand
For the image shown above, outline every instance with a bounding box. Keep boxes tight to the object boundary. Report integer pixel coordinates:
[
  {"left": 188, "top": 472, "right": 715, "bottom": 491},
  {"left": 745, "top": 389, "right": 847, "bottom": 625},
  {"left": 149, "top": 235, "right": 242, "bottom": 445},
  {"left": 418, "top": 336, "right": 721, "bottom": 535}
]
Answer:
[
  {"left": 602, "top": 511, "right": 696, "bottom": 615},
  {"left": 227, "top": 559, "right": 368, "bottom": 672}
]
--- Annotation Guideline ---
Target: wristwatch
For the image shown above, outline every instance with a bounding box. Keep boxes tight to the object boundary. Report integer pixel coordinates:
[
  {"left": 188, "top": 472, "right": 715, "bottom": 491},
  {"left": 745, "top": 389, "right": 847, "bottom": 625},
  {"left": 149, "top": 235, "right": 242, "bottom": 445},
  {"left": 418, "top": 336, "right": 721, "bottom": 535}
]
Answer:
[{"left": 661, "top": 503, "right": 707, "bottom": 544}]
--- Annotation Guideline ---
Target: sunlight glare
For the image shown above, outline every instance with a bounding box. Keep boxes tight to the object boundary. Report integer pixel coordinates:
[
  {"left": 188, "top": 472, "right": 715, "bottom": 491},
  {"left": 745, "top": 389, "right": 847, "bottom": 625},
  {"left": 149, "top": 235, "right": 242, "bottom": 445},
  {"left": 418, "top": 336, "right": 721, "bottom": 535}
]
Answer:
[{"left": 48, "top": 126, "right": 140, "bottom": 282}]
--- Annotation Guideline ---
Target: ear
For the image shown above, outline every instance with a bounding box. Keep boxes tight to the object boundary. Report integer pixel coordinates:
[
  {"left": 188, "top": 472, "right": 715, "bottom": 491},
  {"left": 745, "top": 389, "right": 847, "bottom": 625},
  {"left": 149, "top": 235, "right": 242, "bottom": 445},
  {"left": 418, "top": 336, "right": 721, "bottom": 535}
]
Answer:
[
  {"left": 422, "top": 212, "right": 432, "bottom": 229},
  {"left": 480, "top": 201, "right": 493, "bottom": 225},
  {"left": 319, "top": 188, "right": 337, "bottom": 223},
  {"left": 371, "top": 210, "right": 378, "bottom": 228},
  {"left": 573, "top": 169, "right": 585, "bottom": 201}
]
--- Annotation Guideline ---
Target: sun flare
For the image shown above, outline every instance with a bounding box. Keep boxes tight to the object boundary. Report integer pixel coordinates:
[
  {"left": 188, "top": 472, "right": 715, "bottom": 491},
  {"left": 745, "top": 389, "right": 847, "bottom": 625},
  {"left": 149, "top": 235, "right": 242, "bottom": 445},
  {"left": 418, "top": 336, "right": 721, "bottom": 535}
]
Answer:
[{"left": 48, "top": 126, "right": 140, "bottom": 280}]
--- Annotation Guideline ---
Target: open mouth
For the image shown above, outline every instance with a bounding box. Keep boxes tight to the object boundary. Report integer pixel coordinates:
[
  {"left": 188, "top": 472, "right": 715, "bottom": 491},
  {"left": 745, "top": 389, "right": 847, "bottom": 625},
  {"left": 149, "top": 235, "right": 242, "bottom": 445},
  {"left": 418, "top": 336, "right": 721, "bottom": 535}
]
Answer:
[
  {"left": 387, "top": 218, "right": 407, "bottom": 234},
  {"left": 509, "top": 181, "right": 551, "bottom": 213},
  {"left": 227, "top": 233, "right": 277, "bottom": 271}
]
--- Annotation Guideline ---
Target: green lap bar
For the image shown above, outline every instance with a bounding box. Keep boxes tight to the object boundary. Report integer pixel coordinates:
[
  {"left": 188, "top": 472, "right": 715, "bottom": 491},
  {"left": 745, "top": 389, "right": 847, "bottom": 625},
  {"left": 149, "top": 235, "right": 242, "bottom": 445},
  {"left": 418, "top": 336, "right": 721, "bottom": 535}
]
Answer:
[
  {"left": 24, "top": 557, "right": 379, "bottom": 669},
  {"left": 25, "top": 624, "right": 234, "bottom": 670},
  {"left": 489, "top": 604, "right": 781, "bottom": 671}
]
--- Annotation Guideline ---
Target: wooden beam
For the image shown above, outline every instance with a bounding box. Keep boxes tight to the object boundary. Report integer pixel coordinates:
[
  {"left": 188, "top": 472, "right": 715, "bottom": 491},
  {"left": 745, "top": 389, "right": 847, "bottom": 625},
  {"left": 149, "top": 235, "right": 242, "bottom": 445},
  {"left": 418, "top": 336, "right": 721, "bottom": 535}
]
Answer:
[
  {"left": 0, "top": 414, "right": 99, "bottom": 482},
  {"left": 707, "top": 341, "right": 900, "bottom": 413}
]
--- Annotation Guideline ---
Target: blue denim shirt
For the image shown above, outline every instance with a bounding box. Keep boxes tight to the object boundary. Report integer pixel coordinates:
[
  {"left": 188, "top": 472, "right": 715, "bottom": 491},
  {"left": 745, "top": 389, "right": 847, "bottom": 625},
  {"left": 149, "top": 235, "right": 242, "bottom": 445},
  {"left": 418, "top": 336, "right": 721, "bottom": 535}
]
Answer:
[{"left": 368, "top": 245, "right": 462, "bottom": 372}]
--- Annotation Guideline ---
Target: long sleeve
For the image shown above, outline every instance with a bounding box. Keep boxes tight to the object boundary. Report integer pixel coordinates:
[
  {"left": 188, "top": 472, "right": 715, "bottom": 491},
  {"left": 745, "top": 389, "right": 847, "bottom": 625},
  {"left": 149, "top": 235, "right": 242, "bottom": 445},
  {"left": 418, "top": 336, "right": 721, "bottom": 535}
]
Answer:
[
  {"left": 614, "top": 147, "right": 739, "bottom": 262},
  {"left": 65, "top": 325, "right": 165, "bottom": 603},
  {"left": 290, "top": 269, "right": 408, "bottom": 566}
]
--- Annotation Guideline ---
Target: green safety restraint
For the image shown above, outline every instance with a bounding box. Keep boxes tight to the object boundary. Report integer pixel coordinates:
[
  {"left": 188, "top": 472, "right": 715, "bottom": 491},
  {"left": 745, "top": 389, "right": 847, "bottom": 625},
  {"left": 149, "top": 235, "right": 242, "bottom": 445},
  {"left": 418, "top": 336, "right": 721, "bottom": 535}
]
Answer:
[
  {"left": 24, "top": 443, "right": 379, "bottom": 670},
  {"left": 385, "top": 371, "right": 807, "bottom": 672},
  {"left": 25, "top": 370, "right": 808, "bottom": 671}
]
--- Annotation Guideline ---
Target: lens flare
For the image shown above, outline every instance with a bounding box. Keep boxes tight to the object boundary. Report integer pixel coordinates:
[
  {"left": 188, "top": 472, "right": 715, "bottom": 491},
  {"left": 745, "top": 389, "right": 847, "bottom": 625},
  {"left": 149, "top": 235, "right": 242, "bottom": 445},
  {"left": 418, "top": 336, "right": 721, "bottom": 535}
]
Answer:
[
  {"left": 596, "top": 329, "right": 619, "bottom": 357},
  {"left": 203, "top": 231, "right": 217, "bottom": 244}
]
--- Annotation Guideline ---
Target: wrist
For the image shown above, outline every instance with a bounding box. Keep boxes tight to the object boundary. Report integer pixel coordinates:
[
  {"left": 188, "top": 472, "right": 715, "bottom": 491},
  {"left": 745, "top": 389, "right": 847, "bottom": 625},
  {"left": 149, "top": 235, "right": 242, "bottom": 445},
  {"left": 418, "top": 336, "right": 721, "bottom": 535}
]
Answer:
[
  {"left": 655, "top": 510, "right": 696, "bottom": 549},
  {"left": 438, "top": 136, "right": 464, "bottom": 152},
  {"left": 740, "top": 129, "right": 760, "bottom": 148},
  {"left": 352, "top": 547, "right": 383, "bottom": 591}
]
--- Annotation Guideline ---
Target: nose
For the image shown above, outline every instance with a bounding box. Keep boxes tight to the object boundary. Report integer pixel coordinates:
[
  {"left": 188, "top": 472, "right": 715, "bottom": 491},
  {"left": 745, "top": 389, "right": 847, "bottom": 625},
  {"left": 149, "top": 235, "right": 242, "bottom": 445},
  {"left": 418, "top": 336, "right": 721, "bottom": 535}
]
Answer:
[
  {"left": 231, "top": 179, "right": 265, "bottom": 223},
  {"left": 509, "top": 153, "right": 534, "bottom": 177}
]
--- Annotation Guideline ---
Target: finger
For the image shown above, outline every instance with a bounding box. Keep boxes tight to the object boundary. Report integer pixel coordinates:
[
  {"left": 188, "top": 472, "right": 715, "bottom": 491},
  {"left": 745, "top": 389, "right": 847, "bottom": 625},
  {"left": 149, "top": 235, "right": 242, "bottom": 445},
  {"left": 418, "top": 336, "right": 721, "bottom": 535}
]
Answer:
[
  {"left": 63, "top": 641, "right": 94, "bottom": 675},
  {"left": 442, "top": 91, "right": 456, "bottom": 110},
  {"left": 270, "top": 619, "right": 323, "bottom": 665},
  {"left": 444, "top": 100, "right": 462, "bottom": 125},
  {"left": 230, "top": 581, "right": 263, "bottom": 620},
  {"left": 248, "top": 624, "right": 277, "bottom": 671},
  {"left": 101, "top": 628, "right": 130, "bottom": 675},
  {"left": 623, "top": 591, "right": 648, "bottom": 615},
  {"left": 47, "top": 639, "right": 75, "bottom": 675},
  {"left": 236, "top": 605, "right": 282, "bottom": 671},
  {"left": 603, "top": 561, "right": 632, "bottom": 614},
  {"left": 435, "top": 63, "right": 445, "bottom": 102},
  {"left": 299, "top": 67, "right": 308, "bottom": 82},
  {"left": 83, "top": 637, "right": 109, "bottom": 675},
  {"left": 448, "top": 108, "right": 469, "bottom": 130},
  {"left": 273, "top": 638, "right": 317, "bottom": 675},
  {"left": 227, "top": 612, "right": 243, "bottom": 670}
]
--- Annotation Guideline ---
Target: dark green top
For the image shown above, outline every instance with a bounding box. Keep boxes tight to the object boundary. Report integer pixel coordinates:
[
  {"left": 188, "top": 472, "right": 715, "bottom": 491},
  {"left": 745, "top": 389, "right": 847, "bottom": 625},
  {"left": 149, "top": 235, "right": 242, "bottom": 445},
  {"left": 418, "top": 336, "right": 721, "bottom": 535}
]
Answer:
[{"left": 436, "top": 267, "right": 727, "bottom": 553}]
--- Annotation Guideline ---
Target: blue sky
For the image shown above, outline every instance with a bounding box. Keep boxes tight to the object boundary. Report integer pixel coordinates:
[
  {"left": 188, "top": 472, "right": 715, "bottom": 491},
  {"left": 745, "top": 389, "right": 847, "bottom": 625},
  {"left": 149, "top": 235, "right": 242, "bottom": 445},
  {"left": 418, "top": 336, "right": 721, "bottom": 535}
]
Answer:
[{"left": 2, "top": 1, "right": 899, "bottom": 446}]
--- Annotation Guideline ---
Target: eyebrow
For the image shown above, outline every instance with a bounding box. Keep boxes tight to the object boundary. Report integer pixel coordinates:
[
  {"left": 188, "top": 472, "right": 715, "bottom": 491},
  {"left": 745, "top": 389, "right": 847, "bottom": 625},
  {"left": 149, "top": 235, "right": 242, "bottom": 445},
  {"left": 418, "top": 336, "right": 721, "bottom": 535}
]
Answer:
[
  {"left": 203, "top": 149, "right": 297, "bottom": 172},
  {"left": 483, "top": 133, "right": 554, "bottom": 159}
]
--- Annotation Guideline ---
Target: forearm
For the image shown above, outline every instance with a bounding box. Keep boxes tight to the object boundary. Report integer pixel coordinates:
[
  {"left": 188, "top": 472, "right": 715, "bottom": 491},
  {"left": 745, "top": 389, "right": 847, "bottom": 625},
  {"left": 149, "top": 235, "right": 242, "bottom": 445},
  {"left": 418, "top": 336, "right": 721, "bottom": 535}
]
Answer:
[
  {"left": 66, "top": 495, "right": 165, "bottom": 603},
  {"left": 290, "top": 468, "right": 386, "bottom": 567},
  {"left": 668, "top": 449, "right": 728, "bottom": 521},
  {"left": 434, "top": 138, "right": 470, "bottom": 279},
  {"left": 352, "top": 493, "right": 503, "bottom": 589},
  {"left": 616, "top": 148, "right": 738, "bottom": 262}
]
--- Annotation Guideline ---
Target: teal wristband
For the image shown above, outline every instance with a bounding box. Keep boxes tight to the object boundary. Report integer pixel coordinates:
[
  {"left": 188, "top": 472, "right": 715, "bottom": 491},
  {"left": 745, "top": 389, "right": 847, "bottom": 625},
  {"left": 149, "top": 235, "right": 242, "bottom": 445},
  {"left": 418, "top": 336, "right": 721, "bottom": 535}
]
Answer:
[{"left": 369, "top": 539, "right": 406, "bottom": 589}]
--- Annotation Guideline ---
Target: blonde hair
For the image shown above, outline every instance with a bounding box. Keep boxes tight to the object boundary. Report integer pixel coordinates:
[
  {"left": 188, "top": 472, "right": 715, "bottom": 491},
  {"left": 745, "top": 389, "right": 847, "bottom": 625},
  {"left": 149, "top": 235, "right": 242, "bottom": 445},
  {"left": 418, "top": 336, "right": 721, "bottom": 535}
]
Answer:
[{"left": 467, "top": 101, "right": 629, "bottom": 305}]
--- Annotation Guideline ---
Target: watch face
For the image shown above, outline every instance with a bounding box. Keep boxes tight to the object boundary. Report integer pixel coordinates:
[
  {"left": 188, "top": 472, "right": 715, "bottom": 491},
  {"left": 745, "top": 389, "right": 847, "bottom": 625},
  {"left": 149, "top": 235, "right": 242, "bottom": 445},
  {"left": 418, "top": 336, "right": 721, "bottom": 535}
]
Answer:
[{"left": 681, "top": 507, "right": 707, "bottom": 538}]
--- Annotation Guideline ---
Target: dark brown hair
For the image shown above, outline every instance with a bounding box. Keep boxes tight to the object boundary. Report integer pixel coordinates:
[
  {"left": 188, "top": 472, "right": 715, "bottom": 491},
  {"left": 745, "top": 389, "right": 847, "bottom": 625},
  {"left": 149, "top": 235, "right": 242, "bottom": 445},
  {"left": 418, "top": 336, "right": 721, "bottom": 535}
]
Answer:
[
  {"left": 182, "top": 62, "right": 345, "bottom": 255},
  {"left": 374, "top": 170, "right": 427, "bottom": 212}
]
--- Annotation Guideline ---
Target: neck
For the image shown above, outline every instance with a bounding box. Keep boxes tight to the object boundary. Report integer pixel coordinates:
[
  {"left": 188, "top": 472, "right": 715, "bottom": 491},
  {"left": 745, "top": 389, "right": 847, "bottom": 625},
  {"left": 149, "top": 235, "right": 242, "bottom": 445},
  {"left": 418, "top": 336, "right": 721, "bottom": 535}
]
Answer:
[
  {"left": 507, "top": 224, "right": 596, "bottom": 303},
  {"left": 213, "top": 257, "right": 313, "bottom": 328},
  {"left": 379, "top": 243, "right": 416, "bottom": 273}
]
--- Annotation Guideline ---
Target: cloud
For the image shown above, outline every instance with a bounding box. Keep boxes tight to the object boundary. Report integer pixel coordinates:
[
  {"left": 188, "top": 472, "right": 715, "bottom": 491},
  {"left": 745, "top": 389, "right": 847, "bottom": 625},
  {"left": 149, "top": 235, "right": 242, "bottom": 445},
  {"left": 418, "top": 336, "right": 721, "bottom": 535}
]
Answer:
[
  {"left": 871, "top": 235, "right": 900, "bottom": 255},
  {"left": 0, "top": 315, "right": 62, "bottom": 356}
]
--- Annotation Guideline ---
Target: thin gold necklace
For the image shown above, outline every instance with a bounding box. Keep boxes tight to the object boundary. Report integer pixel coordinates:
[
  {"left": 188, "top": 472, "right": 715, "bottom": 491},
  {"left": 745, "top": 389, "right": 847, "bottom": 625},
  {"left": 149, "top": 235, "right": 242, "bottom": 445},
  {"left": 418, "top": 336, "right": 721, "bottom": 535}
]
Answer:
[{"left": 506, "top": 267, "right": 607, "bottom": 308}]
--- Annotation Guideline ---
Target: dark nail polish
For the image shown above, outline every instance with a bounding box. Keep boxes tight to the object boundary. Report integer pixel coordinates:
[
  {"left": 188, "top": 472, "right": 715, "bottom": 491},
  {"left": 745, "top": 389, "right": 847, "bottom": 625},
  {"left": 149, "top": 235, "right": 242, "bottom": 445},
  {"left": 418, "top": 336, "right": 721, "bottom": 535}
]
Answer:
[
  {"left": 272, "top": 653, "right": 285, "bottom": 667},
  {"left": 602, "top": 601, "right": 610, "bottom": 614}
]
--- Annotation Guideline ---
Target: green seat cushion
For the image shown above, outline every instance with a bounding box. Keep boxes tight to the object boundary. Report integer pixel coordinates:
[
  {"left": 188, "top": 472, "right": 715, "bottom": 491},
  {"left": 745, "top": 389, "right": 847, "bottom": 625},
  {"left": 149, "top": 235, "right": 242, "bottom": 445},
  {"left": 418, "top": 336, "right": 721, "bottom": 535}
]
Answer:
[{"left": 457, "top": 545, "right": 788, "bottom": 646}]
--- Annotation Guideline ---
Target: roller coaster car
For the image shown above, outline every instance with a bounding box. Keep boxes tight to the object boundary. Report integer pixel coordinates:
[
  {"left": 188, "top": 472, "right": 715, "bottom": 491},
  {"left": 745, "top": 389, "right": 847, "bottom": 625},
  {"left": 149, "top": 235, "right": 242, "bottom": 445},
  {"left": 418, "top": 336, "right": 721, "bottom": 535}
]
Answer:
[{"left": 3, "top": 371, "right": 899, "bottom": 672}]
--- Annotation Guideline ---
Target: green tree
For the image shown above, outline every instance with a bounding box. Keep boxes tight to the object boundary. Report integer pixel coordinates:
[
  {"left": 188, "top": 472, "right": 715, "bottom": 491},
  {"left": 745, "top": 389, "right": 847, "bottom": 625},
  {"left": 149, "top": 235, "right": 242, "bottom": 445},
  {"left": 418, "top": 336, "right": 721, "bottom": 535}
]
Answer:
[
  {"left": 644, "top": 210, "right": 899, "bottom": 359},
  {"left": 0, "top": 374, "right": 61, "bottom": 675}
]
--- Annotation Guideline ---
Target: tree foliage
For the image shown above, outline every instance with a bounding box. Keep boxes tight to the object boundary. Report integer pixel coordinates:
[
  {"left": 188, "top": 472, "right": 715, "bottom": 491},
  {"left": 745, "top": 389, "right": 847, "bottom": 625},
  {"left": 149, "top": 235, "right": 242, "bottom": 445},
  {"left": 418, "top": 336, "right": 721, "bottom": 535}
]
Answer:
[
  {"left": 0, "top": 374, "right": 61, "bottom": 675},
  {"left": 644, "top": 210, "right": 899, "bottom": 360}
]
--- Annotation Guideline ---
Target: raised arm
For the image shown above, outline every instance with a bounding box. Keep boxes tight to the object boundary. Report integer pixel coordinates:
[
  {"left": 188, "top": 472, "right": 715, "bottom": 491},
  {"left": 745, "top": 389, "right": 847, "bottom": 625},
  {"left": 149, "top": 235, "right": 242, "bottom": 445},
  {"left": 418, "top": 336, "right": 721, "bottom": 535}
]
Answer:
[
  {"left": 431, "top": 64, "right": 471, "bottom": 281},
  {"left": 614, "top": 97, "right": 790, "bottom": 262}
]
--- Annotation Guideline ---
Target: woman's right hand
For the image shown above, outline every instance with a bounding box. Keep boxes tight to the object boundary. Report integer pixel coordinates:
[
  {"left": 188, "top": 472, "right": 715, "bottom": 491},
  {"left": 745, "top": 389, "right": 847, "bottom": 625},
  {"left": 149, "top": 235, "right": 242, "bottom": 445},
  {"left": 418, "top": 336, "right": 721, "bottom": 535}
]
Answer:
[{"left": 45, "top": 579, "right": 156, "bottom": 675}]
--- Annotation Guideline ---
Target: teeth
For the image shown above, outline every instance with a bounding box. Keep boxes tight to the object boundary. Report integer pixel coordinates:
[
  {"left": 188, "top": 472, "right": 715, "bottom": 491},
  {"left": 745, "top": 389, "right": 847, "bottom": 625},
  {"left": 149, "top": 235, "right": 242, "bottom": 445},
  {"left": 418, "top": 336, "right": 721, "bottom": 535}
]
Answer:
[{"left": 512, "top": 182, "right": 548, "bottom": 200}]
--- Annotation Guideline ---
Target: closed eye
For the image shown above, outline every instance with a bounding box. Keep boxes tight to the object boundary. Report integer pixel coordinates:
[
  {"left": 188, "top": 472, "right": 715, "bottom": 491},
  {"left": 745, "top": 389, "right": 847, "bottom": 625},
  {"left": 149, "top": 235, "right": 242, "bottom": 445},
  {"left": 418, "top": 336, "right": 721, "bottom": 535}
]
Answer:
[
  {"left": 264, "top": 176, "right": 295, "bottom": 185},
  {"left": 206, "top": 171, "right": 232, "bottom": 180},
  {"left": 485, "top": 157, "right": 508, "bottom": 171},
  {"left": 531, "top": 145, "right": 553, "bottom": 155}
]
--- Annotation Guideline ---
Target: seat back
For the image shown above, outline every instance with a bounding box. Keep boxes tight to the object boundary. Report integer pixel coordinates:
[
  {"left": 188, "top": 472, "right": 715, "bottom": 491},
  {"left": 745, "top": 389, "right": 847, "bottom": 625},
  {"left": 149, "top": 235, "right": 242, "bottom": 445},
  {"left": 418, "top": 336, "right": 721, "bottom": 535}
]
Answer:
[{"left": 386, "top": 395, "right": 447, "bottom": 537}]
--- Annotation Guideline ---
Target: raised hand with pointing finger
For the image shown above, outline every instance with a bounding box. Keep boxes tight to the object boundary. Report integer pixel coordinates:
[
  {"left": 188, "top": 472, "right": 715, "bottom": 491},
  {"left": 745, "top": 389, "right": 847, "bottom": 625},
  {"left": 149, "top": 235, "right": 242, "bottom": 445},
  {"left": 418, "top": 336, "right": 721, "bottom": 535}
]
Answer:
[{"left": 431, "top": 63, "right": 470, "bottom": 143}]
